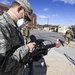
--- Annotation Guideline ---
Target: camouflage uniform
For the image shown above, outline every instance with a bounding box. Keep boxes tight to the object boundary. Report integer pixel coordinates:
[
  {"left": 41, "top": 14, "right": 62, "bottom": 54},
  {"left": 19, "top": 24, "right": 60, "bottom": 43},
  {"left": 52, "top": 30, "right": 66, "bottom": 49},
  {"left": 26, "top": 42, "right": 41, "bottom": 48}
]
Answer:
[
  {"left": 65, "top": 28, "right": 74, "bottom": 44},
  {"left": 0, "top": 11, "right": 29, "bottom": 75},
  {"left": 21, "top": 25, "right": 30, "bottom": 44}
]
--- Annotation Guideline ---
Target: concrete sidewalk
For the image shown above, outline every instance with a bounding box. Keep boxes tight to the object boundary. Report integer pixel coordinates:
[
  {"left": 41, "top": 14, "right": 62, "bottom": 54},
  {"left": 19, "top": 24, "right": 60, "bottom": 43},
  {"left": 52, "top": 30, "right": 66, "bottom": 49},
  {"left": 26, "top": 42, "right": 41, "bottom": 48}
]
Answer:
[
  {"left": 33, "top": 49, "right": 75, "bottom": 75},
  {"left": 64, "top": 41, "right": 75, "bottom": 48}
]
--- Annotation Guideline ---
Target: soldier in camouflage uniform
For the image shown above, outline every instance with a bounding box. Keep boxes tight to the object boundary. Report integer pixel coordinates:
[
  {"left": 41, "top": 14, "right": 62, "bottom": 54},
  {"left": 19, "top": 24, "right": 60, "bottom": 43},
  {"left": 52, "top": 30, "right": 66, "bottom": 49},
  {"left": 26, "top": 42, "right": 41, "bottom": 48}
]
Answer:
[
  {"left": 21, "top": 24, "right": 30, "bottom": 44},
  {"left": 65, "top": 27, "right": 74, "bottom": 44},
  {"left": 0, "top": 0, "right": 35, "bottom": 75}
]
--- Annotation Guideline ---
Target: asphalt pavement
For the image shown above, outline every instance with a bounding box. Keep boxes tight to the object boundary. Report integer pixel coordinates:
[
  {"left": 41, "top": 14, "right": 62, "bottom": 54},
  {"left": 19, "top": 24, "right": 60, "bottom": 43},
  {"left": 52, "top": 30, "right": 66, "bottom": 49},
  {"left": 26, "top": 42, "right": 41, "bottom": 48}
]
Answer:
[
  {"left": 30, "top": 30, "right": 75, "bottom": 75},
  {"left": 33, "top": 41, "right": 75, "bottom": 75},
  {"left": 64, "top": 41, "right": 75, "bottom": 48},
  {"left": 32, "top": 42, "right": 75, "bottom": 75}
]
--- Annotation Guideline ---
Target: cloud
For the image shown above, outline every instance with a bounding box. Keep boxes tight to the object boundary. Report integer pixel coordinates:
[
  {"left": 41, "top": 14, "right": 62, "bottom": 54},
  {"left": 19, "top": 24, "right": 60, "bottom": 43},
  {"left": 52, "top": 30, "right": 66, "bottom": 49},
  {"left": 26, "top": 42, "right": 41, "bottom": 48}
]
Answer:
[
  {"left": 0, "top": 0, "right": 11, "bottom": 5},
  {"left": 43, "top": 8, "right": 49, "bottom": 11},
  {"left": 53, "top": 0, "right": 75, "bottom": 4},
  {"left": 37, "top": 14, "right": 50, "bottom": 24},
  {"left": 52, "top": 14, "right": 59, "bottom": 17},
  {"left": 38, "top": 15, "right": 47, "bottom": 19},
  {"left": 37, "top": 14, "right": 59, "bottom": 20}
]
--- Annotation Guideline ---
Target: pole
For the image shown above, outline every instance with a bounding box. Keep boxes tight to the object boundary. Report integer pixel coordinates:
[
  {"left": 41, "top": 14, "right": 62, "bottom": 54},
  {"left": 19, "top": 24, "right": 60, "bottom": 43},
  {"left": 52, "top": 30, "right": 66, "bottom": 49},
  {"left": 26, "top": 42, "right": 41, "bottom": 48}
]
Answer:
[{"left": 47, "top": 16, "right": 49, "bottom": 25}]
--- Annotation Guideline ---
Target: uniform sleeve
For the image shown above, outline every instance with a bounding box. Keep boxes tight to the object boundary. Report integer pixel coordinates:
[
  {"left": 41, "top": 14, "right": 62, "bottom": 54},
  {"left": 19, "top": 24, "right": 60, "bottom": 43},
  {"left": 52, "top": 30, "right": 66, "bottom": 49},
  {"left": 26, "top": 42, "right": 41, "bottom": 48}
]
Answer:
[
  {"left": 71, "top": 30, "right": 74, "bottom": 36},
  {"left": 0, "top": 24, "right": 29, "bottom": 62},
  {"left": 12, "top": 45, "right": 29, "bottom": 62},
  {"left": 0, "top": 25, "right": 11, "bottom": 56},
  {"left": 0, "top": 31, "right": 7, "bottom": 56}
]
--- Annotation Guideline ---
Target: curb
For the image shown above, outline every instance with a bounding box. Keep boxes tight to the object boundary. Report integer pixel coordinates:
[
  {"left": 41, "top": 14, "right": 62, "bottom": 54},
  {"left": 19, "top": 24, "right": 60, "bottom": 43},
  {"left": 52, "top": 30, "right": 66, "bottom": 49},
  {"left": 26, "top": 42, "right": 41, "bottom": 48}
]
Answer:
[
  {"left": 32, "top": 50, "right": 75, "bottom": 75},
  {"left": 64, "top": 43, "right": 75, "bottom": 48}
]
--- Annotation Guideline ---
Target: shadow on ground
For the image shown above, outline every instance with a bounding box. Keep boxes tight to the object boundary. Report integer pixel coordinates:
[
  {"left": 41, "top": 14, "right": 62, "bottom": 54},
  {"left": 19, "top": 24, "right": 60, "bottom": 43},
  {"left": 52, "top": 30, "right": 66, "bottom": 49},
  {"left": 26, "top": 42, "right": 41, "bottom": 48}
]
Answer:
[{"left": 33, "top": 57, "right": 47, "bottom": 75}]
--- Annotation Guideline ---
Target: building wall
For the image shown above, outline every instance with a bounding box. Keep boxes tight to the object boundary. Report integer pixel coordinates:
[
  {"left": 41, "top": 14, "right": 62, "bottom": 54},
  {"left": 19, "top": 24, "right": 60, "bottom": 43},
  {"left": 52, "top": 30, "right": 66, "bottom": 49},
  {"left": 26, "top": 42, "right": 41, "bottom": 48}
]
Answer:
[
  {"left": 28, "top": 13, "right": 37, "bottom": 28},
  {"left": 58, "top": 26, "right": 69, "bottom": 33},
  {"left": 0, "top": 3, "right": 9, "bottom": 14},
  {"left": 43, "top": 25, "right": 58, "bottom": 32},
  {"left": 0, "top": 3, "right": 37, "bottom": 28}
]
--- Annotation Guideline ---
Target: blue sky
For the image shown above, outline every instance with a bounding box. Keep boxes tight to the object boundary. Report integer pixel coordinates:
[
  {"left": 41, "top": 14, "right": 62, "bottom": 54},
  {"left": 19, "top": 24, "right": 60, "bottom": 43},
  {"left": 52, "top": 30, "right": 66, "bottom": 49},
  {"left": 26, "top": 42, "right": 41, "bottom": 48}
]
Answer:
[{"left": 0, "top": 0, "right": 75, "bottom": 26}]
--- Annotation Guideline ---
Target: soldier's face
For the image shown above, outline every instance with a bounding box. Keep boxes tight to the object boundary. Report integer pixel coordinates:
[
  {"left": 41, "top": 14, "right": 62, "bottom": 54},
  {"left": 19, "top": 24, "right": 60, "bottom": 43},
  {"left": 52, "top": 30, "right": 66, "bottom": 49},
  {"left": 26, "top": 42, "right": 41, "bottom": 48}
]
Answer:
[
  {"left": 17, "top": 7, "right": 26, "bottom": 27},
  {"left": 16, "top": 6, "right": 25, "bottom": 20}
]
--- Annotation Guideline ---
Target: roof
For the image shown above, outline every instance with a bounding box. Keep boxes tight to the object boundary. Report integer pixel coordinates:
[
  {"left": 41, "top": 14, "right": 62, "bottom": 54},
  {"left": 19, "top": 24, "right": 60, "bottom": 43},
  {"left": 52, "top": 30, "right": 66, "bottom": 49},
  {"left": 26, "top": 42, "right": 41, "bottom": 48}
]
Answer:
[{"left": 0, "top": 3, "right": 9, "bottom": 8}]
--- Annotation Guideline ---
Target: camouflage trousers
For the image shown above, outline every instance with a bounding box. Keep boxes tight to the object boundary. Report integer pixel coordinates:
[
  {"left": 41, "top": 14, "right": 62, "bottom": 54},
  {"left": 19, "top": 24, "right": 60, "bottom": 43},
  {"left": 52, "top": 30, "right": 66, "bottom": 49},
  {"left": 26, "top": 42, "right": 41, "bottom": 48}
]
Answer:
[
  {"left": 65, "top": 37, "right": 71, "bottom": 44},
  {"left": 23, "top": 36, "right": 29, "bottom": 44}
]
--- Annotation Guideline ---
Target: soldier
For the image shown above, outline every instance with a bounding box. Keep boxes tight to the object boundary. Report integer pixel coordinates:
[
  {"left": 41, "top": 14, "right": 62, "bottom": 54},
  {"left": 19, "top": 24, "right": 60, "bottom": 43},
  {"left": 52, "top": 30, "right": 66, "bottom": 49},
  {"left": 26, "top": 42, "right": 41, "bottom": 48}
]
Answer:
[
  {"left": 65, "top": 27, "right": 74, "bottom": 44},
  {"left": 0, "top": 0, "right": 35, "bottom": 75},
  {"left": 21, "top": 24, "right": 30, "bottom": 44}
]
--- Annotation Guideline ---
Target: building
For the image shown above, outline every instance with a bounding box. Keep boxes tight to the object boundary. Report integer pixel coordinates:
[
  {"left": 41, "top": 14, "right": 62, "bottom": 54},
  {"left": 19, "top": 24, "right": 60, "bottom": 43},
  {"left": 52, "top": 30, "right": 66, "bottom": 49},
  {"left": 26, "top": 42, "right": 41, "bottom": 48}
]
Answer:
[
  {"left": 27, "top": 13, "right": 37, "bottom": 28},
  {"left": 0, "top": 3, "right": 37, "bottom": 28},
  {"left": 43, "top": 25, "right": 58, "bottom": 32},
  {"left": 58, "top": 25, "right": 69, "bottom": 33},
  {"left": 0, "top": 3, "right": 9, "bottom": 14},
  {"left": 71, "top": 25, "right": 75, "bottom": 38}
]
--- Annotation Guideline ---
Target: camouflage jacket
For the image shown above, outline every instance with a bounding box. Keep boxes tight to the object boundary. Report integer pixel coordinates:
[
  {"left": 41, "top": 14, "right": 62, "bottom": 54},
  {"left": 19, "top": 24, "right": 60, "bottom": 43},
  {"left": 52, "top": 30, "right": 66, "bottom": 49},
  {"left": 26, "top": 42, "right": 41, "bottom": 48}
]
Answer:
[
  {"left": 0, "top": 11, "right": 29, "bottom": 75},
  {"left": 66, "top": 29, "right": 74, "bottom": 38},
  {"left": 21, "top": 26, "right": 30, "bottom": 41},
  {"left": 21, "top": 26, "right": 30, "bottom": 37}
]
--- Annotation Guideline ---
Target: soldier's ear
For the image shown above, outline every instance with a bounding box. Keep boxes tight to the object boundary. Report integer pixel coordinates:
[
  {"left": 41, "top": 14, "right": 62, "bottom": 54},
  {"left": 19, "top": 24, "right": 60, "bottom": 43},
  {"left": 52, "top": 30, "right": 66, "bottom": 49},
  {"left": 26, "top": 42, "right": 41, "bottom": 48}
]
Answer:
[{"left": 17, "top": 5, "right": 24, "bottom": 14}]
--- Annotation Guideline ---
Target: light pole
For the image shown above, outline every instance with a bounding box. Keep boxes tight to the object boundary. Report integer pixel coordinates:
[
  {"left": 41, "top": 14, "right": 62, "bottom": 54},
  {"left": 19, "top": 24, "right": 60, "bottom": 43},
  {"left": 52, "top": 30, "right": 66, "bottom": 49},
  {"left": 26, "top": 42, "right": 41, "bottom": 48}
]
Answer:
[{"left": 47, "top": 16, "right": 49, "bottom": 25}]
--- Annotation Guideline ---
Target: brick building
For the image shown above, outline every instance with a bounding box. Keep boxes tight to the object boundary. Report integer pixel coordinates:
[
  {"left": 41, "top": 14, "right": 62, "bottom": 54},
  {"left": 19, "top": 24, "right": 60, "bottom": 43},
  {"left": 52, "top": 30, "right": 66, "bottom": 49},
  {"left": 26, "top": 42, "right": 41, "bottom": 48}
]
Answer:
[
  {"left": 28, "top": 13, "right": 37, "bottom": 28},
  {"left": 0, "top": 3, "right": 37, "bottom": 28},
  {"left": 0, "top": 3, "right": 9, "bottom": 14}
]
